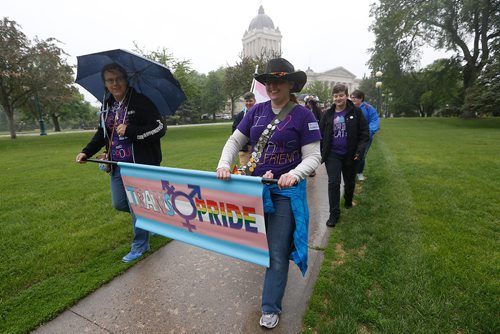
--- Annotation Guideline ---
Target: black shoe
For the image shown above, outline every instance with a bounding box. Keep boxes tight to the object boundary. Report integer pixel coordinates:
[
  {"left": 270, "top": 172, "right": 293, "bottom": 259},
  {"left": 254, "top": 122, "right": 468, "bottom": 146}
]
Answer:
[
  {"left": 344, "top": 201, "right": 356, "bottom": 209},
  {"left": 326, "top": 217, "right": 338, "bottom": 227}
]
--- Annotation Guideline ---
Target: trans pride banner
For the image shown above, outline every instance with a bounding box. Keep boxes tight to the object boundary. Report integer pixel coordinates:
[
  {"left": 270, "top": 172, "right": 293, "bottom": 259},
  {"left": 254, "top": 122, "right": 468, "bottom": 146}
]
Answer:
[{"left": 118, "top": 162, "right": 270, "bottom": 267}]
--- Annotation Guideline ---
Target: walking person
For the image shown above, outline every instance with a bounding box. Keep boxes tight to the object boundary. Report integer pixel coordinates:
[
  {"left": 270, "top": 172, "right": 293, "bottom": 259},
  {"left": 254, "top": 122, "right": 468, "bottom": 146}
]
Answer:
[
  {"left": 304, "top": 95, "right": 322, "bottom": 122},
  {"left": 350, "top": 89, "right": 379, "bottom": 181},
  {"left": 304, "top": 95, "right": 323, "bottom": 177},
  {"left": 319, "top": 84, "right": 369, "bottom": 227},
  {"left": 232, "top": 92, "right": 256, "bottom": 168},
  {"left": 75, "top": 63, "right": 166, "bottom": 262},
  {"left": 216, "top": 58, "right": 321, "bottom": 329}
]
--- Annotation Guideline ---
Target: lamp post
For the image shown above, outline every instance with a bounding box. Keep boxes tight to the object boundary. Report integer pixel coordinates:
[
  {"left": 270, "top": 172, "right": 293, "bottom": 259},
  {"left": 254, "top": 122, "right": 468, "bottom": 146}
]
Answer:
[
  {"left": 33, "top": 94, "right": 47, "bottom": 136},
  {"left": 387, "top": 92, "right": 393, "bottom": 118},
  {"left": 381, "top": 93, "right": 386, "bottom": 118},
  {"left": 375, "top": 71, "right": 383, "bottom": 118}
]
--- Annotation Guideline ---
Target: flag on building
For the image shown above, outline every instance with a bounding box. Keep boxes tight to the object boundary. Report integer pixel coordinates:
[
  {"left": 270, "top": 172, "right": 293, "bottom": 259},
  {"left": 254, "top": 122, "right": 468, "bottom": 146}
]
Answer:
[{"left": 251, "top": 65, "right": 270, "bottom": 103}]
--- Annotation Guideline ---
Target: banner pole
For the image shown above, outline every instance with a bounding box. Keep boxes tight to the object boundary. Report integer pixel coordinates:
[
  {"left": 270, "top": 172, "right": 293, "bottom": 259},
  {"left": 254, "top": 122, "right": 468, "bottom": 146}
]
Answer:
[
  {"left": 85, "top": 158, "right": 118, "bottom": 165},
  {"left": 83, "top": 160, "right": 277, "bottom": 184}
]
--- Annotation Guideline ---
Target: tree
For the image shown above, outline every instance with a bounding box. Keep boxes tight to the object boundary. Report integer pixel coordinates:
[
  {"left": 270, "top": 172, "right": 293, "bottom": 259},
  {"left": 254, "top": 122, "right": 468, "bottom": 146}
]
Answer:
[
  {"left": 0, "top": 18, "right": 32, "bottom": 139},
  {"left": 57, "top": 91, "right": 99, "bottom": 129},
  {"left": 27, "top": 38, "right": 75, "bottom": 131},
  {"left": 419, "top": 58, "right": 463, "bottom": 116},
  {"left": 358, "top": 71, "right": 425, "bottom": 117},
  {"left": 463, "top": 42, "right": 500, "bottom": 116},
  {"left": 223, "top": 55, "right": 268, "bottom": 117},
  {"left": 0, "top": 18, "right": 75, "bottom": 137},
  {"left": 201, "top": 68, "right": 226, "bottom": 120},
  {"left": 133, "top": 43, "right": 206, "bottom": 123},
  {"left": 369, "top": 0, "right": 500, "bottom": 106},
  {"left": 357, "top": 76, "right": 377, "bottom": 104},
  {"left": 302, "top": 81, "right": 332, "bottom": 106}
]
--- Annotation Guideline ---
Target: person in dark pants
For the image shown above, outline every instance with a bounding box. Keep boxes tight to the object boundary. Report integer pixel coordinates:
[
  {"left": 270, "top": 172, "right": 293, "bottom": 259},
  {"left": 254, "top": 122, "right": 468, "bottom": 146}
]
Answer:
[
  {"left": 231, "top": 92, "right": 256, "bottom": 168},
  {"left": 319, "top": 83, "right": 369, "bottom": 227}
]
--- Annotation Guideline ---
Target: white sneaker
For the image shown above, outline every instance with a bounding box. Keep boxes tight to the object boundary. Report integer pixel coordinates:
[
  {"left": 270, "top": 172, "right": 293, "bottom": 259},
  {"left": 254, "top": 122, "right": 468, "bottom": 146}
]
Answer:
[
  {"left": 259, "top": 313, "right": 279, "bottom": 329},
  {"left": 357, "top": 173, "right": 365, "bottom": 181}
]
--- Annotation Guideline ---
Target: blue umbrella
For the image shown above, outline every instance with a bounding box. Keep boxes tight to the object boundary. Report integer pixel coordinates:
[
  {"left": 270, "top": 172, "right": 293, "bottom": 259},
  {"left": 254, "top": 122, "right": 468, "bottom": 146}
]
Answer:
[{"left": 76, "top": 49, "right": 186, "bottom": 116}]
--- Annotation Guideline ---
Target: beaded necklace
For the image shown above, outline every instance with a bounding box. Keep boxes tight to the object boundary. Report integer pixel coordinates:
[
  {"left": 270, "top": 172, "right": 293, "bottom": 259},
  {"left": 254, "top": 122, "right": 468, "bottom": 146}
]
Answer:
[{"left": 238, "top": 101, "right": 296, "bottom": 176}]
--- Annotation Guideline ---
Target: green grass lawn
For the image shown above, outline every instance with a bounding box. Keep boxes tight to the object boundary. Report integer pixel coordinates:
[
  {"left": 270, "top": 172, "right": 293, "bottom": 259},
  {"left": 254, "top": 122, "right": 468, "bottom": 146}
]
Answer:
[
  {"left": 0, "top": 124, "right": 231, "bottom": 333},
  {"left": 1, "top": 119, "right": 499, "bottom": 333},
  {"left": 303, "top": 118, "right": 500, "bottom": 333}
]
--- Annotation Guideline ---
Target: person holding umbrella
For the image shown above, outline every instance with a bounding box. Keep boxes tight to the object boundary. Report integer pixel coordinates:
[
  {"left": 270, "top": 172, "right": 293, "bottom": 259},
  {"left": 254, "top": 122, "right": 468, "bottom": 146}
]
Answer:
[
  {"left": 75, "top": 62, "right": 166, "bottom": 263},
  {"left": 216, "top": 58, "right": 322, "bottom": 329}
]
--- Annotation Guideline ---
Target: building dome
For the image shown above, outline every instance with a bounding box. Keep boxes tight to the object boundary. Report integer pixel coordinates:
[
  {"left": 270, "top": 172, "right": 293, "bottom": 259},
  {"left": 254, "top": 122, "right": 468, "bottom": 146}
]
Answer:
[
  {"left": 242, "top": 5, "right": 281, "bottom": 59},
  {"left": 248, "top": 5, "right": 275, "bottom": 30}
]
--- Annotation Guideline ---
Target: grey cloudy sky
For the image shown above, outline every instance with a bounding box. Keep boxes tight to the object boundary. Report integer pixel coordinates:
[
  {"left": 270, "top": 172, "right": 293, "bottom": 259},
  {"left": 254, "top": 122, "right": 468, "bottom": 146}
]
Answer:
[{"left": 3, "top": 0, "right": 447, "bottom": 101}]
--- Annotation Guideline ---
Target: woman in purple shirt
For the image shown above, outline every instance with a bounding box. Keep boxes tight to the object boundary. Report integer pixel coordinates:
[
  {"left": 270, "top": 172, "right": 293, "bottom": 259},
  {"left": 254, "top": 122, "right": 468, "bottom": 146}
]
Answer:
[{"left": 216, "top": 58, "right": 321, "bottom": 329}]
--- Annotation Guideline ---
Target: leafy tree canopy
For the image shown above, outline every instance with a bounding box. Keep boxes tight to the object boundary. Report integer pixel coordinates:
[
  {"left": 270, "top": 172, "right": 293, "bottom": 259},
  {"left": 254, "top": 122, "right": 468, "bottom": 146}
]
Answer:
[
  {"left": 369, "top": 0, "right": 499, "bottom": 92},
  {"left": 0, "top": 17, "right": 75, "bottom": 138}
]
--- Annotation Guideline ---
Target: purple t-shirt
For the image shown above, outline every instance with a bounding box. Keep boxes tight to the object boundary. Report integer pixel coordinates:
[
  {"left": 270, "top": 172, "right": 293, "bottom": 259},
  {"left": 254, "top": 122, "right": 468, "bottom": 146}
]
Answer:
[
  {"left": 330, "top": 109, "right": 348, "bottom": 156},
  {"left": 105, "top": 101, "right": 134, "bottom": 162},
  {"left": 237, "top": 101, "right": 321, "bottom": 178}
]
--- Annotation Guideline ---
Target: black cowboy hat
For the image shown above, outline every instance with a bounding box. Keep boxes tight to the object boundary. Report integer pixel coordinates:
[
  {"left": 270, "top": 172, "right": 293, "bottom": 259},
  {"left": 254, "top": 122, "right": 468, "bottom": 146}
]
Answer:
[{"left": 254, "top": 58, "right": 307, "bottom": 93}]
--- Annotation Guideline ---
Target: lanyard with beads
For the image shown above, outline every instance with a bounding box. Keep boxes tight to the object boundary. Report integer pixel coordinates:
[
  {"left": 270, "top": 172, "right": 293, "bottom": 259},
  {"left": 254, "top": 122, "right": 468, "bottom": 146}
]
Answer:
[{"left": 239, "top": 101, "right": 296, "bottom": 176}]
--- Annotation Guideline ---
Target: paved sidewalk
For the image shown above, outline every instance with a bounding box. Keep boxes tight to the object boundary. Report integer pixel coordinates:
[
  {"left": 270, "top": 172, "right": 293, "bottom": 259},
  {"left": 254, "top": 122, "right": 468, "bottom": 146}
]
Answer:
[{"left": 33, "top": 166, "right": 331, "bottom": 334}]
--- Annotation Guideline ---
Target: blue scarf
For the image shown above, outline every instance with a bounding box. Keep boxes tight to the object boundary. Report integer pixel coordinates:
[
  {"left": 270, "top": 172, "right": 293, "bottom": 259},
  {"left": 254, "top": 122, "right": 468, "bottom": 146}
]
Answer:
[{"left": 262, "top": 180, "right": 309, "bottom": 276}]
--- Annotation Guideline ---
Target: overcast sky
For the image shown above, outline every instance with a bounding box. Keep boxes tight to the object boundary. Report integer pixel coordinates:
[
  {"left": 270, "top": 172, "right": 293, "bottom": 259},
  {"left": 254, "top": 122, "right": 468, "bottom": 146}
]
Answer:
[{"left": 3, "top": 0, "right": 448, "bottom": 102}]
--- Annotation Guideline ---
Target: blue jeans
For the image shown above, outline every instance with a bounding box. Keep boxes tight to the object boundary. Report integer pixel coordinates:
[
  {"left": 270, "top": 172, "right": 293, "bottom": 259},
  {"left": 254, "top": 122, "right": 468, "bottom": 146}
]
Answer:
[
  {"left": 261, "top": 194, "right": 295, "bottom": 314},
  {"left": 357, "top": 137, "right": 373, "bottom": 174},
  {"left": 325, "top": 153, "right": 358, "bottom": 219},
  {"left": 110, "top": 166, "right": 150, "bottom": 253}
]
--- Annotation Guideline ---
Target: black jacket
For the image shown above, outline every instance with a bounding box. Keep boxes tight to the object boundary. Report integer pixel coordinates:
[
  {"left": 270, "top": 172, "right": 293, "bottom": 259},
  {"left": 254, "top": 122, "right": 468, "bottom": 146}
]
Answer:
[
  {"left": 319, "top": 100, "right": 369, "bottom": 163},
  {"left": 82, "top": 89, "right": 166, "bottom": 166},
  {"left": 232, "top": 109, "right": 250, "bottom": 152}
]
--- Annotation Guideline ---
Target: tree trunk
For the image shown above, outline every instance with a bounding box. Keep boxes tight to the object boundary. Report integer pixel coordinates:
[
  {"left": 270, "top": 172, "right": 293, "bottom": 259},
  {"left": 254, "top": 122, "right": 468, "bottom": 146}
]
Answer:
[
  {"left": 463, "top": 62, "right": 478, "bottom": 91},
  {"left": 230, "top": 98, "right": 235, "bottom": 118},
  {"left": 51, "top": 114, "right": 61, "bottom": 132},
  {"left": 2, "top": 103, "right": 17, "bottom": 139}
]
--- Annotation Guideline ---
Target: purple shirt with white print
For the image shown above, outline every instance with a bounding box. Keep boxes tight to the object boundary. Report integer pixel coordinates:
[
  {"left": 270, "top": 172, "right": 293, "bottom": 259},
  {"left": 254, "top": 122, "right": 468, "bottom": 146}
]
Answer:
[
  {"left": 330, "top": 109, "right": 348, "bottom": 156},
  {"left": 105, "top": 101, "right": 134, "bottom": 162},
  {"left": 237, "top": 101, "right": 321, "bottom": 178}
]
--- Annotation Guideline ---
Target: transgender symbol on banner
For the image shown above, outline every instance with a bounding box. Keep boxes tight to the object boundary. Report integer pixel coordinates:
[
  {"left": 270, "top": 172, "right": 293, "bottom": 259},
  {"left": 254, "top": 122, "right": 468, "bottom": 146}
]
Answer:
[{"left": 118, "top": 162, "right": 270, "bottom": 267}]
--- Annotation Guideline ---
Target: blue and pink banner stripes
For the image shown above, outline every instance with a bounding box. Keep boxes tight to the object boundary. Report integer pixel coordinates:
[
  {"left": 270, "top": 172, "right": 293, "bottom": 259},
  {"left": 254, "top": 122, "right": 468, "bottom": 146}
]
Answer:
[{"left": 118, "top": 162, "right": 270, "bottom": 267}]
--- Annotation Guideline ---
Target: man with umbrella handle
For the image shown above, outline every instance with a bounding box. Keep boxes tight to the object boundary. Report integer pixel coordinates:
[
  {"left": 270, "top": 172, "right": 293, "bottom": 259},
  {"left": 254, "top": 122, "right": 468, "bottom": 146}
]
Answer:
[{"left": 76, "top": 62, "right": 166, "bottom": 263}]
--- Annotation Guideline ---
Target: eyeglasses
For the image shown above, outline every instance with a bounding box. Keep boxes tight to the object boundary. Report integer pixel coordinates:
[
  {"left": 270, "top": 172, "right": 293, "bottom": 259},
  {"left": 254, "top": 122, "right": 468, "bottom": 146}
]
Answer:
[
  {"left": 350, "top": 96, "right": 360, "bottom": 100},
  {"left": 104, "top": 77, "right": 126, "bottom": 85}
]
